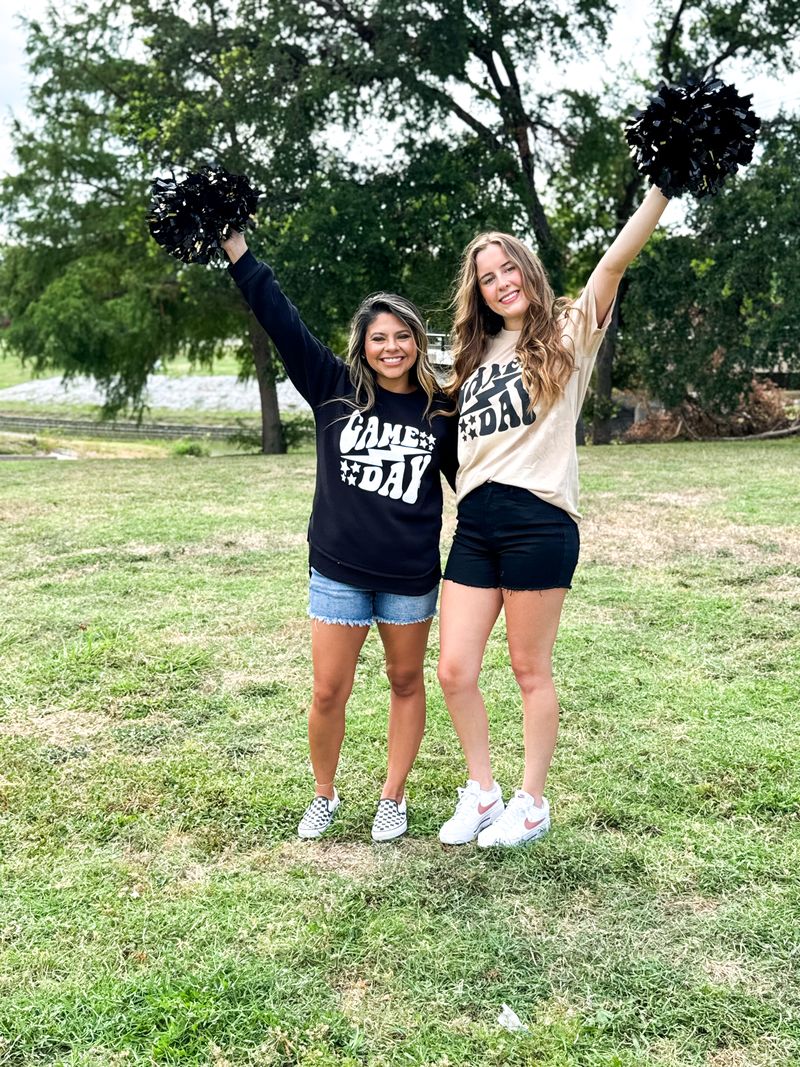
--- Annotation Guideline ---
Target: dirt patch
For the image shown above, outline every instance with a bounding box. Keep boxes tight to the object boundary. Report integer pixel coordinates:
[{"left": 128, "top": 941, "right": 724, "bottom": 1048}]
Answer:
[
  {"left": 0, "top": 502, "right": 48, "bottom": 524},
  {"left": 702, "top": 958, "right": 752, "bottom": 989},
  {"left": 670, "top": 895, "right": 722, "bottom": 917},
  {"left": 208, "top": 530, "right": 305, "bottom": 553},
  {"left": 274, "top": 839, "right": 381, "bottom": 878},
  {"left": 0, "top": 707, "right": 108, "bottom": 743},
  {"left": 756, "top": 572, "right": 800, "bottom": 605},
  {"left": 706, "top": 1048, "right": 780, "bottom": 1067},
  {"left": 582, "top": 499, "right": 800, "bottom": 569},
  {"left": 337, "top": 975, "right": 370, "bottom": 1019},
  {"left": 32, "top": 533, "right": 306, "bottom": 571}
]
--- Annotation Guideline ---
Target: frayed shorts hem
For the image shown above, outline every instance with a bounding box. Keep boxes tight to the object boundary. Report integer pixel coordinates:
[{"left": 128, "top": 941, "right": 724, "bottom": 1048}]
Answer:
[
  {"left": 308, "top": 612, "right": 372, "bottom": 627},
  {"left": 374, "top": 612, "right": 436, "bottom": 626},
  {"left": 502, "top": 584, "right": 571, "bottom": 593},
  {"left": 308, "top": 610, "right": 436, "bottom": 627},
  {"left": 444, "top": 578, "right": 570, "bottom": 593}
]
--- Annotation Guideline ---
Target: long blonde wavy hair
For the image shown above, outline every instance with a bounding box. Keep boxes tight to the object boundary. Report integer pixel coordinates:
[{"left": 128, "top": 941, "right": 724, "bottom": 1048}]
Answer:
[
  {"left": 345, "top": 292, "right": 445, "bottom": 420},
  {"left": 448, "top": 232, "right": 577, "bottom": 411}
]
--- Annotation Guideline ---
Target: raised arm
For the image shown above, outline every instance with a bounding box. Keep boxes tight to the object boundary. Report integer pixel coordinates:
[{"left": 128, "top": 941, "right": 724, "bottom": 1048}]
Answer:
[
  {"left": 591, "top": 186, "right": 670, "bottom": 326},
  {"left": 221, "top": 232, "right": 346, "bottom": 407},
  {"left": 222, "top": 230, "right": 249, "bottom": 265}
]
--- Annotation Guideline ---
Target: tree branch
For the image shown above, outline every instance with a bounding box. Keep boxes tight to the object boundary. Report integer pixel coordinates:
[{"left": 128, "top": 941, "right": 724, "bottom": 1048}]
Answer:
[
  {"left": 313, "top": 0, "right": 374, "bottom": 45},
  {"left": 413, "top": 78, "right": 507, "bottom": 154},
  {"left": 658, "top": 0, "right": 691, "bottom": 81},
  {"left": 703, "top": 40, "right": 744, "bottom": 79}
]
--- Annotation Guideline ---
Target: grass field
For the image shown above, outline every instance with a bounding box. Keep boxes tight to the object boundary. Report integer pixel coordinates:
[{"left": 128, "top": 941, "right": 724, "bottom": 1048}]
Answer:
[{"left": 1, "top": 440, "right": 798, "bottom": 1066}]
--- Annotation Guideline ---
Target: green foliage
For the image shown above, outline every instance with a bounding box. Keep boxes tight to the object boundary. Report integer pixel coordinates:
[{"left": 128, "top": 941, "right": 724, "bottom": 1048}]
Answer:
[
  {"left": 171, "top": 438, "right": 211, "bottom": 457},
  {"left": 2, "top": 0, "right": 800, "bottom": 427},
  {"left": 621, "top": 117, "right": 800, "bottom": 412},
  {"left": 259, "top": 141, "right": 520, "bottom": 340},
  {"left": 279, "top": 412, "right": 315, "bottom": 452},
  {"left": 0, "top": 9, "right": 244, "bottom": 415}
]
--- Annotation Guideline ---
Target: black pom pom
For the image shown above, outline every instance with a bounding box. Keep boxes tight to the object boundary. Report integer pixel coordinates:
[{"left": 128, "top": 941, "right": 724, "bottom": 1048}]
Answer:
[
  {"left": 625, "top": 77, "right": 761, "bottom": 199},
  {"left": 147, "top": 164, "right": 262, "bottom": 264}
]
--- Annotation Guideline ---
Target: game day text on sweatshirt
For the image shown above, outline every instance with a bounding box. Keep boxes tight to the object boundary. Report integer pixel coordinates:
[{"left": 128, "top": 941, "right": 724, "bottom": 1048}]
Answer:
[{"left": 229, "top": 252, "right": 458, "bottom": 595}]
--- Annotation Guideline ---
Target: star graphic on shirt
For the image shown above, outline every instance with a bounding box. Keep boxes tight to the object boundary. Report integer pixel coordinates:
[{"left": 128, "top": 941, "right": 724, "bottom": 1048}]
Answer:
[
  {"left": 347, "top": 474, "right": 357, "bottom": 485},
  {"left": 421, "top": 432, "right": 435, "bottom": 449},
  {"left": 461, "top": 416, "right": 478, "bottom": 440},
  {"left": 341, "top": 471, "right": 349, "bottom": 482},
  {"left": 351, "top": 462, "right": 361, "bottom": 474},
  {"left": 340, "top": 460, "right": 350, "bottom": 474}
]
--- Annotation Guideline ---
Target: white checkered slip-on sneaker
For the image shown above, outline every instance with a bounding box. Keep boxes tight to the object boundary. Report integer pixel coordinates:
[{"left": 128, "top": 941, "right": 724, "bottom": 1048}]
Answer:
[
  {"left": 297, "top": 789, "right": 340, "bottom": 839},
  {"left": 477, "top": 791, "right": 550, "bottom": 848},
  {"left": 438, "top": 779, "right": 504, "bottom": 845},
  {"left": 371, "top": 797, "right": 408, "bottom": 842}
]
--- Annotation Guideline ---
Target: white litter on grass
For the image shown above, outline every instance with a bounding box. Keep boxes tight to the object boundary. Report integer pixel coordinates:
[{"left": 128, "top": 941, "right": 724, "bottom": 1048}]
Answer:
[
  {"left": 0, "top": 375, "right": 311, "bottom": 414},
  {"left": 497, "top": 1004, "right": 528, "bottom": 1033}
]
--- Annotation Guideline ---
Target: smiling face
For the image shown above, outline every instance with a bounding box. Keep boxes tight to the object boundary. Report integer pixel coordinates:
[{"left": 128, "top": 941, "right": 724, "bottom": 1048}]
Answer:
[
  {"left": 475, "top": 242, "right": 531, "bottom": 330},
  {"left": 363, "top": 312, "right": 418, "bottom": 392}
]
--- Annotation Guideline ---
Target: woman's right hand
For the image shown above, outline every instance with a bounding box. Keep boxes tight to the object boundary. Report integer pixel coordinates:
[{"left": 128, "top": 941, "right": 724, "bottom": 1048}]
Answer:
[{"left": 221, "top": 229, "right": 248, "bottom": 264}]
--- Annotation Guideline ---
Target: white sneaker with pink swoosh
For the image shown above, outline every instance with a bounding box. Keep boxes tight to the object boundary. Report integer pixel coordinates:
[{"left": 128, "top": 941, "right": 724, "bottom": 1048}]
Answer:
[
  {"left": 438, "top": 779, "right": 505, "bottom": 845},
  {"left": 477, "top": 791, "right": 550, "bottom": 848}
]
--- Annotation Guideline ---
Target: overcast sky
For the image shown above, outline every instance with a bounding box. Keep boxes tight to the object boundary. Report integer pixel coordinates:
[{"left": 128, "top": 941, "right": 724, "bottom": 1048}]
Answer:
[{"left": 2, "top": 0, "right": 799, "bottom": 180}]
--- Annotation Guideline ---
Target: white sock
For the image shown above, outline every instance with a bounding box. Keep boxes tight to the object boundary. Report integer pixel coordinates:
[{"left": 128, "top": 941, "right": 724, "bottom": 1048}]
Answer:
[{"left": 479, "top": 781, "right": 500, "bottom": 804}]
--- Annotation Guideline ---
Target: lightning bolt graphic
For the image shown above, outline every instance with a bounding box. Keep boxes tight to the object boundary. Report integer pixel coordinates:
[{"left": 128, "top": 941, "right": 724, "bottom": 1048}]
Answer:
[
  {"left": 342, "top": 444, "right": 430, "bottom": 465},
  {"left": 460, "top": 369, "right": 522, "bottom": 416}
]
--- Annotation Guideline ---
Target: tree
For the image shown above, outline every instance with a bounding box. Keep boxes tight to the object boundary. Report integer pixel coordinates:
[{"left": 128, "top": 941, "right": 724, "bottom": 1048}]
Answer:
[
  {"left": 620, "top": 115, "right": 800, "bottom": 413},
  {"left": 4, "top": 0, "right": 798, "bottom": 447},
  {"left": 0, "top": 1, "right": 517, "bottom": 448},
  {"left": 225, "top": 0, "right": 798, "bottom": 441},
  {"left": 0, "top": 7, "right": 290, "bottom": 448},
  {"left": 548, "top": 1, "right": 800, "bottom": 440}
]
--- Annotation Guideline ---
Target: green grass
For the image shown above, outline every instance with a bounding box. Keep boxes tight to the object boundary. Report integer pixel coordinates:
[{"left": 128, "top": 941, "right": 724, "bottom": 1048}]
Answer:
[
  {"left": 0, "top": 440, "right": 798, "bottom": 1066},
  {"left": 0, "top": 351, "right": 40, "bottom": 390}
]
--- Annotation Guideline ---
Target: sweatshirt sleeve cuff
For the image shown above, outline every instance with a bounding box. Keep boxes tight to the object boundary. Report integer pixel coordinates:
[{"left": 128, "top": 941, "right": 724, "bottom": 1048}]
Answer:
[{"left": 228, "top": 249, "right": 262, "bottom": 285}]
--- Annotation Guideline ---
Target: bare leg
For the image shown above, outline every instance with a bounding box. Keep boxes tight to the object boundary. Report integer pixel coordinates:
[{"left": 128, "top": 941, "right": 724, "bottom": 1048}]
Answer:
[
  {"left": 437, "top": 581, "right": 504, "bottom": 790},
  {"left": 502, "top": 588, "right": 567, "bottom": 804},
  {"left": 377, "top": 619, "right": 432, "bottom": 801},
  {"left": 309, "top": 620, "right": 369, "bottom": 800}
]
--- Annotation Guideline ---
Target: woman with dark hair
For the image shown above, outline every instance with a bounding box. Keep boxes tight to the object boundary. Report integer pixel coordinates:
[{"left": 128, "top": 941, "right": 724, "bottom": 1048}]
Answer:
[
  {"left": 436, "top": 187, "right": 670, "bottom": 848},
  {"left": 223, "top": 231, "right": 457, "bottom": 842}
]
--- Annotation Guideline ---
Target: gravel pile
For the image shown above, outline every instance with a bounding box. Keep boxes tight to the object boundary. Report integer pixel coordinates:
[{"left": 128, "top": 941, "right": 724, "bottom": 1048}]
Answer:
[{"left": 0, "top": 375, "right": 311, "bottom": 413}]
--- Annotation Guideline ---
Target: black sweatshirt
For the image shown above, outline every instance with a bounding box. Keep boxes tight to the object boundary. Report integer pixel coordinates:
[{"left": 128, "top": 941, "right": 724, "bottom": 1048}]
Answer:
[{"left": 229, "top": 251, "right": 458, "bottom": 595}]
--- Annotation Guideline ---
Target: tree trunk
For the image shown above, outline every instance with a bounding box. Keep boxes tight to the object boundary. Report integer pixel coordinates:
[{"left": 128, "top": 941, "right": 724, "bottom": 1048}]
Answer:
[
  {"left": 248, "top": 313, "right": 285, "bottom": 455},
  {"left": 510, "top": 153, "right": 565, "bottom": 293},
  {"left": 591, "top": 300, "right": 619, "bottom": 445},
  {"left": 575, "top": 414, "right": 586, "bottom": 446}
]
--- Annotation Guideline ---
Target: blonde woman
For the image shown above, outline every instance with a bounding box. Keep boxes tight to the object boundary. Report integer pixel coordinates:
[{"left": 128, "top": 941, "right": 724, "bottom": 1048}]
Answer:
[
  {"left": 223, "top": 232, "right": 457, "bottom": 842},
  {"left": 437, "top": 187, "right": 669, "bottom": 848}
]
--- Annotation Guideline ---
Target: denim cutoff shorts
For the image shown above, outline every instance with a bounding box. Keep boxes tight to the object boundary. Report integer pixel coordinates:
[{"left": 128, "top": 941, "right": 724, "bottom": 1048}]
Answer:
[{"left": 308, "top": 567, "right": 439, "bottom": 627}]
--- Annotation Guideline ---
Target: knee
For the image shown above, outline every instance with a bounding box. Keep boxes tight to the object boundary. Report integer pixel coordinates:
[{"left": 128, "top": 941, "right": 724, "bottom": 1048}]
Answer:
[
  {"left": 311, "top": 679, "right": 350, "bottom": 717},
  {"left": 437, "top": 658, "right": 479, "bottom": 697},
  {"left": 385, "top": 663, "right": 424, "bottom": 699},
  {"left": 510, "top": 659, "right": 553, "bottom": 697}
]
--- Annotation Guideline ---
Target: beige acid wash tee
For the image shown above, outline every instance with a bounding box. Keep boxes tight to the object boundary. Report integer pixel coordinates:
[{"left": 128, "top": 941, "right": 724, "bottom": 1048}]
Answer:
[{"left": 455, "top": 273, "right": 612, "bottom": 521}]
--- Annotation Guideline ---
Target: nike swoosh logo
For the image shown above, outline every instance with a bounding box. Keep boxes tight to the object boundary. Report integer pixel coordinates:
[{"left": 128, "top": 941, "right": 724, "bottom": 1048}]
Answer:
[
  {"left": 524, "top": 816, "right": 546, "bottom": 831},
  {"left": 477, "top": 799, "right": 499, "bottom": 814}
]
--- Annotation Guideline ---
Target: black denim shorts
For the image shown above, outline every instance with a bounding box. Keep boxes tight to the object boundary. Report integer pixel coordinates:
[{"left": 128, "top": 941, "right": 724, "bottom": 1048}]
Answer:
[{"left": 443, "top": 482, "right": 580, "bottom": 591}]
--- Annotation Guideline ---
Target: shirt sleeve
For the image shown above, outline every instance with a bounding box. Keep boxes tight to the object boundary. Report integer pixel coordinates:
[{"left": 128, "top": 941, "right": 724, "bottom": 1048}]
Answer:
[
  {"left": 568, "top": 272, "right": 614, "bottom": 411},
  {"left": 229, "top": 251, "right": 347, "bottom": 407}
]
